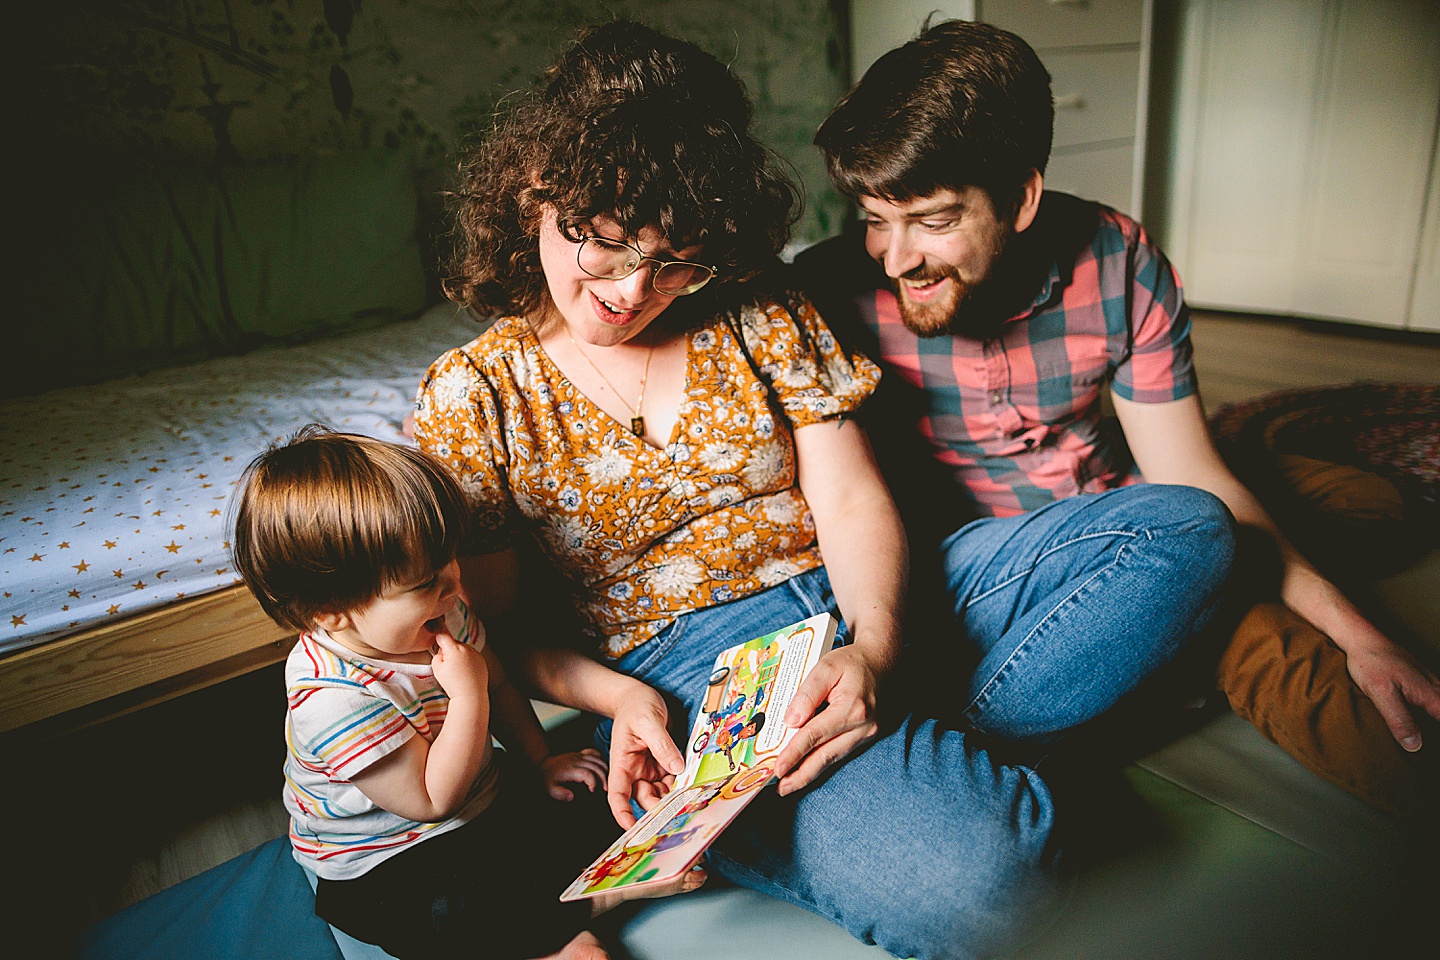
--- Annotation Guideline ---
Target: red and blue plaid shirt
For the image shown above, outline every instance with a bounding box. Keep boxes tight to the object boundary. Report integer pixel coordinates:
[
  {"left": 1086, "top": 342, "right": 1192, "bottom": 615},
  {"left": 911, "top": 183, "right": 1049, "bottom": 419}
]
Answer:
[{"left": 796, "top": 193, "right": 1196, "bottom": 519}]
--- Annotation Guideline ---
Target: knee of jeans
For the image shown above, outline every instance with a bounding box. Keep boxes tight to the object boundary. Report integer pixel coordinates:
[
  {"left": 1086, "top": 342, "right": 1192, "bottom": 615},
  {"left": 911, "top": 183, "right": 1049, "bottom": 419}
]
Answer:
[
  {"left": 1131, "top": 485, "right": 1236, "bottom": 566},
  {"left": 1170, "top": 486, "right": 1236, "bottom": 573}
]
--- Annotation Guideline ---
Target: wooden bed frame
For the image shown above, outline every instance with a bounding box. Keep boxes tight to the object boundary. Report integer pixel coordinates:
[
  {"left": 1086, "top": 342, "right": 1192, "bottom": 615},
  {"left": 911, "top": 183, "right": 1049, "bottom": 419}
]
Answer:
[{"left": 0, "top": 586, "right": 296, "bottom": 737}]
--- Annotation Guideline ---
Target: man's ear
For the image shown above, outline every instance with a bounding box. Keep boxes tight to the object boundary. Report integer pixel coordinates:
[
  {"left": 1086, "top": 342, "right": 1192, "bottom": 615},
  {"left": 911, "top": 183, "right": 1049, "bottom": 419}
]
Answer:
[
  {"left": 313, "top": 609, "right": 352, "bottom": 634},
  {"left": 1012, "top": 169, "right": 1043, "bottom": 234}
]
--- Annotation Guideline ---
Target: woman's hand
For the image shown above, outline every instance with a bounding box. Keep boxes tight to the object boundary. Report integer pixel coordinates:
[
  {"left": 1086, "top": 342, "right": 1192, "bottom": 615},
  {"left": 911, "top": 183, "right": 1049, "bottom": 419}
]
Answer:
[
  {"left": 538, "top": 748, "right": 609, "bottom": 802},
  {"left": 606, "top": 686, "right": 686, "bottom": 828},
  {"left": 772, "top": 643, "right": 887, "bottom": 795}
]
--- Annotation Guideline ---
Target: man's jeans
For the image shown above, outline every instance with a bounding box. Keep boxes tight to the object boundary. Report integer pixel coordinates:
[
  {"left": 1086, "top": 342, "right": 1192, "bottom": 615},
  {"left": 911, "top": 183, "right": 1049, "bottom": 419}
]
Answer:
[{"left": 599, "top": 484, "right": 1235, "bottom": 960}]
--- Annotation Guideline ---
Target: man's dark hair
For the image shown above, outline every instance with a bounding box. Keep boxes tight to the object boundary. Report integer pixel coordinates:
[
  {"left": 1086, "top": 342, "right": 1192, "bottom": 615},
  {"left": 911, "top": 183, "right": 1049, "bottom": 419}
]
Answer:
[{"left": 815, "top": 19, "right": 1054, "bottom": 215}]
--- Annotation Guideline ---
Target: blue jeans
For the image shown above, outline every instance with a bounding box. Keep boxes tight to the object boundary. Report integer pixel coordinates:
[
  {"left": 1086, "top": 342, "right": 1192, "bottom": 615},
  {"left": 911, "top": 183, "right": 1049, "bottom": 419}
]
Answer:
[{"left": 598, "top": 485, "right": 1235, "bottom": 960}]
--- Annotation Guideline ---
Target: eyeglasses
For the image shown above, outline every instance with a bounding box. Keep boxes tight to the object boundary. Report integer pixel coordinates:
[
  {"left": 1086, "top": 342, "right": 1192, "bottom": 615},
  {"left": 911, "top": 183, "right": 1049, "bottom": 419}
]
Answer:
[{"left": 574, "top": 234, "right": 716, "bottom": 296}]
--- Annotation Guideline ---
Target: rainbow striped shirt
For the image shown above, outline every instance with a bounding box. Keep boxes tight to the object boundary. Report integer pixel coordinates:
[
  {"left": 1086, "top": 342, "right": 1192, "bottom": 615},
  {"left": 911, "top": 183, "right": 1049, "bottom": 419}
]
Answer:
[{"left": 282, "top": 600, "right": 499, "bottom": 880}]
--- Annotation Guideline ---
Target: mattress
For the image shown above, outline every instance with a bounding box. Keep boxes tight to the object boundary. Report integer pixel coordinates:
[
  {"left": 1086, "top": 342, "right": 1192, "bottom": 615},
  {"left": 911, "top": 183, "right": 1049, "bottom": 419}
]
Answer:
[{"left": 0, "top": 302, "right": 487, "bottom": 656}]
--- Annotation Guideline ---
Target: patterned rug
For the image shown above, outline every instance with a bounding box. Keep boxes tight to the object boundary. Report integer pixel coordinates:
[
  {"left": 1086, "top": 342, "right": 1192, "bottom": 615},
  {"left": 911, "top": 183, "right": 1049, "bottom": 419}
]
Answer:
[{"left": 1209, "top": 382, "right": 1439, "bottom": 580}]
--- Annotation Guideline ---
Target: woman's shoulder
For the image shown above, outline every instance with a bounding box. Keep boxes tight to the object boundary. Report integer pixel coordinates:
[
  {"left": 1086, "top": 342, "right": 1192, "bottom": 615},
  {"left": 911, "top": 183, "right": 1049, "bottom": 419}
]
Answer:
[{"left": 426, "top": 315, "right": 534, "bottom": 377}]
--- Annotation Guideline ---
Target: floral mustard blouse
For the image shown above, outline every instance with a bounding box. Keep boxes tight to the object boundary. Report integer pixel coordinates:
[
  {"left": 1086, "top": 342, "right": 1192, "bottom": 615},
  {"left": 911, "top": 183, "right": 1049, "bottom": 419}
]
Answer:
[{"left": 413, "top": 296, "right": 880, "bottom": 659}]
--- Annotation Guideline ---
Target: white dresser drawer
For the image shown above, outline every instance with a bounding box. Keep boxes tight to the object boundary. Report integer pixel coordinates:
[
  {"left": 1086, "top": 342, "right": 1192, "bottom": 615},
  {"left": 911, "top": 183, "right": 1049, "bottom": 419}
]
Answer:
[
  {"left": 978, "top": 0, "right": 1145, "bottom": 49},
  {"left": 1045, "top": 140, "right": 1136, "bottom": 213},
  {"left": 1046, "top": 47, "right": 1142, "bottom": 147}
]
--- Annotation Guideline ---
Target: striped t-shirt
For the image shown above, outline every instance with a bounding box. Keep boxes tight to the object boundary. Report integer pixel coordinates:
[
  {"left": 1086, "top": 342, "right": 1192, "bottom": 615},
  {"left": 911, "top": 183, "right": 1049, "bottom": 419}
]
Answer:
[{"left": 282, "top": 599, "right": 500, "bottom": 880}]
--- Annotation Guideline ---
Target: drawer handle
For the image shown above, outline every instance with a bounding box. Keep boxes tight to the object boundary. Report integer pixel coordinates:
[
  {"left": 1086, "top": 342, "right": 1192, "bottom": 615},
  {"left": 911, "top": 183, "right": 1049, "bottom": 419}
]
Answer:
[
  {"left": 1054, "top": 93, "right": 1086, "bottom": 110},
  {"left": 1047, "top": 0, "right": 1090, "bottom": 7}
]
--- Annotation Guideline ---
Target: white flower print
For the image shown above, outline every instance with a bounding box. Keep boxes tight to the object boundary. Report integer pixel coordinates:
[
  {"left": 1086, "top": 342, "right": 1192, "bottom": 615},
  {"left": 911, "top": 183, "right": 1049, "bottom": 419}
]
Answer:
[
  {"left": 428, "top": 366, "right": 477, "bottom": 413},
  {"left": 707, "top": 485, "right": 744, "bottom": 508},
  {"left": 510, "top": 350, "right": 538, "bottom": 393},
  {"left": 733, "top": 531, "right": 758, "bottom": 550},
  {"left": 544, "top": 515, "right": 598, "bottom": 554},
  {"left": 582, "top": 447, "right": 634, "bottom": 487},
  {"left": 557, "top": 486, "right": 583, "bottom": 512},
  {"left": 753, "top": 557, "right": 801, "bottom": 587},
  {"left": 741, "top": 440, "right": 787, "bottom": 488},
  {"left": 642, "top": 555, "right": 707, "bottom": 597},
  {"left": 697, "top": 441, "right": 745, "bottom": 472},
  {"left": 773, "top": 359, "right": 819, "bottom": 390},
  {"left": 763, "top": 492, "right": 805, "bottom": 526}
]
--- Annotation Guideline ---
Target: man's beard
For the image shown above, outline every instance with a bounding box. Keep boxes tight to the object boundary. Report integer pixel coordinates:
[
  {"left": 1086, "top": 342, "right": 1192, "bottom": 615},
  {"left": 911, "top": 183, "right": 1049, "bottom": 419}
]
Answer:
[
  {"left": 894, "top": 265, "right": 981, "bottom": 338},
  {"left": 892, "top": 241, "right": 1012, "bottom": 340}
]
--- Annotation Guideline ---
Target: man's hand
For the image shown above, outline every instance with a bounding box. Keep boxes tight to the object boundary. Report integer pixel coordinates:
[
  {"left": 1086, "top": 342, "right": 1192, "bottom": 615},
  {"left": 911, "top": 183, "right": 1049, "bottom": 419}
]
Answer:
[
  {"left": 1342, "top": 635, "right": 1440, "bottom": 752},
  {"left": 606, "top": 687, "right": 686, "bottom": 828},
  {"left": 538, "top": 748, "right": 609, "bottom": 801},
  {"left": 1283, "top": 567, "right": 1440, "bottom": 752},
  {"left": 773, "top": 644, "right": 885, "bottom": 795}
]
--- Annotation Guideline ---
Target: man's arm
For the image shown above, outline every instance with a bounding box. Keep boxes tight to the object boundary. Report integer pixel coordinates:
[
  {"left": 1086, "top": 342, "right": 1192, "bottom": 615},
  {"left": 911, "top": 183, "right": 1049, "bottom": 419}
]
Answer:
[{"left": 1114, "top": 392, "right": 1440, "bottom": 750}]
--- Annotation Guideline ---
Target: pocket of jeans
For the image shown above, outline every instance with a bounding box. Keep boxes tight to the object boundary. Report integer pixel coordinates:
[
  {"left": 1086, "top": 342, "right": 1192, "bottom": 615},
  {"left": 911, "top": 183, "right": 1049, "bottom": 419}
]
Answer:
[{"left": 620, "top": 616, "right": 689, "bottom": 685}]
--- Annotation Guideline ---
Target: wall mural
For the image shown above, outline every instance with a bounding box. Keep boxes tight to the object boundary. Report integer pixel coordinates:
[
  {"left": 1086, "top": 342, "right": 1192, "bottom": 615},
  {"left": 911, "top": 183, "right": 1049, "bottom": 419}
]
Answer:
[{"left": 19, "top": 0, "right": 852, "bottom": 247}]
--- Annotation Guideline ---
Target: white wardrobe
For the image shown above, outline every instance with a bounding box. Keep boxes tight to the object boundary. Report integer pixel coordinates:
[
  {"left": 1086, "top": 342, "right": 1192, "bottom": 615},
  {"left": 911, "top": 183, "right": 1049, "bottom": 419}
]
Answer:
[{"left": 1159, "top": 0, "right": 1440, "bottom": 331}]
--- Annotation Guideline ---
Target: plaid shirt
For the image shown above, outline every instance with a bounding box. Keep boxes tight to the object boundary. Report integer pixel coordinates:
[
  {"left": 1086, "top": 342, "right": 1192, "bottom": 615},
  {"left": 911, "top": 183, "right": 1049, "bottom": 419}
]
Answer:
[{"left": 796, "top": 193, "right": 1197, "bottom": 519}]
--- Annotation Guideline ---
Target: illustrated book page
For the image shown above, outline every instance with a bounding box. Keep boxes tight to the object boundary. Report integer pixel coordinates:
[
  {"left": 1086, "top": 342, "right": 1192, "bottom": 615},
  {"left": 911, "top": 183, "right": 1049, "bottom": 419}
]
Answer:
[{"left": 559, "top": 611, "right": 838, "bottom": 901}]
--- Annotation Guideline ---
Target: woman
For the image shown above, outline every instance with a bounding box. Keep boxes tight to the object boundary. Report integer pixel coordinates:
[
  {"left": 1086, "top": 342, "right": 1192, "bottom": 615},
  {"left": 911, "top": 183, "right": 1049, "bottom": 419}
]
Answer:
[{"left": 415, "top": 20, "right": 1233, "bottom": 960}]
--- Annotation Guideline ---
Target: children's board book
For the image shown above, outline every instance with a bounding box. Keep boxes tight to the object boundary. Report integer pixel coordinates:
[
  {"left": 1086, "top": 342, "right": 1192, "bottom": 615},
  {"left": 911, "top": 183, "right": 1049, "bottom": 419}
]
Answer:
[{"left": 559, "top": 611, "right": 838, "bottom": 901}]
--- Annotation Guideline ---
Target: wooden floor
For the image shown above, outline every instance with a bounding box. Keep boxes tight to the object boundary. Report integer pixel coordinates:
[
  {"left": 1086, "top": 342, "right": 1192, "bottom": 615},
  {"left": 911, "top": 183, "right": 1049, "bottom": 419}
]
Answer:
[
  {"left": 7, "top": 309, "right": 1438, "bottom": 941},
  {"left": 1188, "top": 308, "right": 1440, "bottom": 410}
]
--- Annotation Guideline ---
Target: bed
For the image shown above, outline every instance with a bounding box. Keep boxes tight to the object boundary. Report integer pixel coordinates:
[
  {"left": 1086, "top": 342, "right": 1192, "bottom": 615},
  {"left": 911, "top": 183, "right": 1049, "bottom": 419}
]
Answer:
[
  {"left": 1, "top": 149, "right": 486, "bottom": 735},
  {"left": 0, "top": 302, "right": 488, "bottom": 733}
]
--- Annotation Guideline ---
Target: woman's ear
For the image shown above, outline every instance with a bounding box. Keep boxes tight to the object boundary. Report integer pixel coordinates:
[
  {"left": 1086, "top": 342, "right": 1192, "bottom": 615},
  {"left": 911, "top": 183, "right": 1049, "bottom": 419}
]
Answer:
[{"left": 1012, "top": 169, "right": 1044, "bottom": 234}]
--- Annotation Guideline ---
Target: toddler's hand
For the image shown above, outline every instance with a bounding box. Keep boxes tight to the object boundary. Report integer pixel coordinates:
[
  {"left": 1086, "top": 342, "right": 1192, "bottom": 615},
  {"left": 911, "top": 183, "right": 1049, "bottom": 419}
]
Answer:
[
  {"left": 539, "top": 748, "right": 608, "bottom": 802},
  {"left": 430, "top": 632, "right": 488, "bottom": 702}
]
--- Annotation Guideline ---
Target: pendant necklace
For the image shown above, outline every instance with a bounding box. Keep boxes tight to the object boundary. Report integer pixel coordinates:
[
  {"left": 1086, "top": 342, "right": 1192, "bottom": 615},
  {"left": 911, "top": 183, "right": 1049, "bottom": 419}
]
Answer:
[{"left": 566, "top": 331, "right": 655, "bottom": 437}]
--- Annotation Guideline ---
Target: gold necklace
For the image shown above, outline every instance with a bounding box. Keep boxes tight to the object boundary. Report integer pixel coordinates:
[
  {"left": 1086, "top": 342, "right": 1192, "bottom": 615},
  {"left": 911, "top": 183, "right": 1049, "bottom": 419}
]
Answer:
[{"left": 565, "top": 331, "right": 655, "bottom": 437}]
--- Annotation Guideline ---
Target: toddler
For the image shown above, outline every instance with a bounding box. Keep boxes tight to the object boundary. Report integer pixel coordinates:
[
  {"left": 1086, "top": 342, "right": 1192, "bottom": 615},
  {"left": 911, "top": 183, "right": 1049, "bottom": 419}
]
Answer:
[{"left": 231, "top": 427, "right": 701, "bottom": 960}]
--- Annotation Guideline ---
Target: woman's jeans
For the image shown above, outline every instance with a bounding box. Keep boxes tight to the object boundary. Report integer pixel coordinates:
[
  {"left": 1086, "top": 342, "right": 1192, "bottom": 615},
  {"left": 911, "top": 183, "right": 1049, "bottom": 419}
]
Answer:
[{"left": 598, "top": 485, "right": 1235, "bottom": 960}]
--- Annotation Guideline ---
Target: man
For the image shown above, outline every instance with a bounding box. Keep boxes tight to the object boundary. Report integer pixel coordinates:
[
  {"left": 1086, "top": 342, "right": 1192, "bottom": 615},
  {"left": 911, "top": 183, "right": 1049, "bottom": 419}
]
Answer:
[{"left": 794, "top": 19, "right": 1438, "bottom": 818}]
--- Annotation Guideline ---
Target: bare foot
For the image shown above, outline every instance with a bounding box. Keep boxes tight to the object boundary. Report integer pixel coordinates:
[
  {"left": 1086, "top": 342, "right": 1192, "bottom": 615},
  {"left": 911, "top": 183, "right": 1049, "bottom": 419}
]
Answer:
[
  {"left": 589, "top": 865, "right": 708, "bottom": 917},
  {"left": 535, "top": 929, "right": 609, "bottom": 960}
]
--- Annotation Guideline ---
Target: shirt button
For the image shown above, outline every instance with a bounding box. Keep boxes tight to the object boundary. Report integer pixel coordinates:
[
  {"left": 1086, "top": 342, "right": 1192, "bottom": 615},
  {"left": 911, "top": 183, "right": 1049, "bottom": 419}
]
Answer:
[{"left": 990, "top": 392, "right": 1002, "bottom": 405}]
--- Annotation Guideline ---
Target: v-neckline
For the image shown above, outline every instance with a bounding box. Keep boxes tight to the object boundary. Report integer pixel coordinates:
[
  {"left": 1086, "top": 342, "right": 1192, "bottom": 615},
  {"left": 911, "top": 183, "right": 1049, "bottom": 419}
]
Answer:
[{"left": 526, "top": 321, "right": 690, "bottom": 453}]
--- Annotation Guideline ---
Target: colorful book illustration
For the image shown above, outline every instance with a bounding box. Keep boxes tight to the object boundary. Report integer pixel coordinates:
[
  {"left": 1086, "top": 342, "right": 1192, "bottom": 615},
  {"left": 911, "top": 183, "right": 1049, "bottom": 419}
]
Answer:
[{"left": 559, "top": 611, "right": 839, "bottom": 901}]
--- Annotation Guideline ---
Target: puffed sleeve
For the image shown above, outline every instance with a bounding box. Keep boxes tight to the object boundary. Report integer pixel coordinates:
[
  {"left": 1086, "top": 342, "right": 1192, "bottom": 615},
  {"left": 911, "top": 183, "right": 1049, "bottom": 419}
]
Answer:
[
  {"left": 413, "top": 345, "right": 518, "bottom": 554},
  {"left": 734, "top": 295, "right": 882, "bottom": 429}
]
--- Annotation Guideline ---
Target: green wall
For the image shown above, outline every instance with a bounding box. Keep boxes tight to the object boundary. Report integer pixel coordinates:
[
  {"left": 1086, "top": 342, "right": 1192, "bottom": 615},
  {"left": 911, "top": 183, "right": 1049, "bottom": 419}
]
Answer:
[{"left": 19, "top": 0, "right": 851, "bottom": 250}]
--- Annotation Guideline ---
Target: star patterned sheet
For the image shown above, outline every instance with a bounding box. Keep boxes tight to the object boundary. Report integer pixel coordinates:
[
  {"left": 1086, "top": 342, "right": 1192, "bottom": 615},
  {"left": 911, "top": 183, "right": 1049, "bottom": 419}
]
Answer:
[{"left": 0, "top": 303, "right": 486, "bottom": 656}]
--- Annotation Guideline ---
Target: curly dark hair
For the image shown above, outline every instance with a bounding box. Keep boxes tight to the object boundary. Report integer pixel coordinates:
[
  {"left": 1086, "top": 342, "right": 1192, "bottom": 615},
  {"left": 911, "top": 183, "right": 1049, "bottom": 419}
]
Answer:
[
  {"left": 816, "top": 19, "right": 1054, "bottom": 217},
  {"left": 445, "top": 20, "right": 799, "bottom": 320}
]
